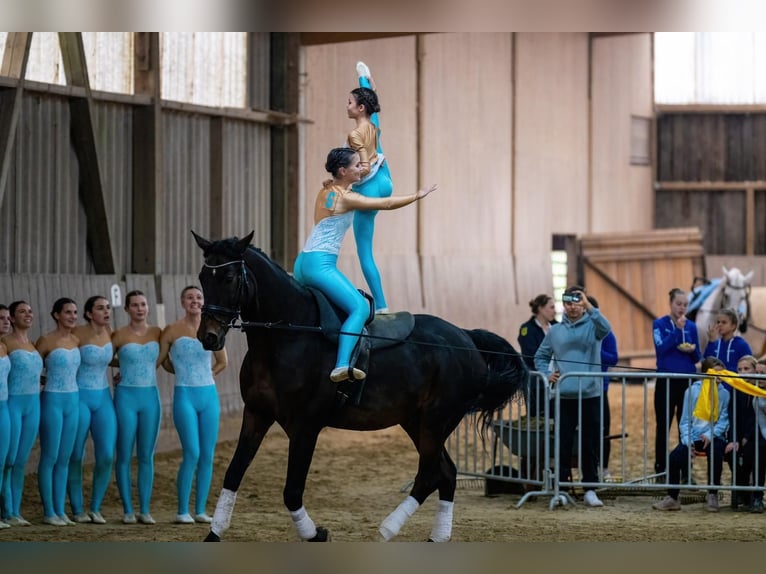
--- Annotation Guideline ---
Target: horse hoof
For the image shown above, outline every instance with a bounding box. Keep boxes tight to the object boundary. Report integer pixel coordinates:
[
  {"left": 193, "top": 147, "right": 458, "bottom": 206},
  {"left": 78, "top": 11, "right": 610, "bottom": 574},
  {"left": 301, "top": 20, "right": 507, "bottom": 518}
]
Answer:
[
  {"left": 204, "top": 531, "right": 221, "bottom": 542},
  {"left": 308, "top": 527, "right": 330, "bottom": 542}
]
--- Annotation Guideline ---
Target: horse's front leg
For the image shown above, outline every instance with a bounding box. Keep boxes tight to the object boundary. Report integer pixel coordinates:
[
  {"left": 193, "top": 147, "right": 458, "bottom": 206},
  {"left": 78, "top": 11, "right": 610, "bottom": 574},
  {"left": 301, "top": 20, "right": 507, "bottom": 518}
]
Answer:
[
  {"left": 205, "top": 407, "right": 274, "bottom": 541},
  {"left": 283, "top": 427, "right": 328, "bottom": 541}
]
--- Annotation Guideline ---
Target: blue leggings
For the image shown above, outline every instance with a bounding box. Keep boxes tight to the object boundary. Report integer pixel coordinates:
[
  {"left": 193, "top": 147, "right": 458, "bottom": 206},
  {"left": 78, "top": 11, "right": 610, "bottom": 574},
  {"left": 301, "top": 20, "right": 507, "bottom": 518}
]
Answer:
[
  {"left": 353, "top": 161, "right": 393, "bottom": 311},
  {"left": 351, "top": 75, "right": 393, "bottom": 312},
  {"left": 0, "top": 400, "right": 9, "bottom": 516},
  {"left": 114, "top": 385, "right": 161, "bottom": 515},
  {"left": 294, "top": 251, "right": 368, "bottom": 370},
  {"left": 38, "top": 391, "right": 79, "bottom": 518},
  {"left": 68, "top": 388, "right": 117, "bottom": 515},
  {"left": 2, "top": 394, "right": 39, "bottom": 518},
  {"left": 173, "top": 385, "right": 220, "bottom": 515}
]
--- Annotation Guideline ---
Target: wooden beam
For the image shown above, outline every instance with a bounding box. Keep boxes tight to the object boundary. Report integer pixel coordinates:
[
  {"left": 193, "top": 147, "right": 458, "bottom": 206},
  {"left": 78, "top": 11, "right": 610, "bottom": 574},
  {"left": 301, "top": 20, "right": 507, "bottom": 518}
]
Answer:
[
  {"left": 583, "top": 257, "right": 657, "bottom": 321},
  {"left": 132, "top": 32, "right": 163, "bottom": 275},
  {"left": 59, "top": 32, "right": 116, "bottom": 274},
  {"left": 300, "top": 33, "right": 416, "bottom": 46},
  {"left": 656, "top": 104, "right": 766, "bottom": 115},
  {"left": 209, "top": 116, "right": 223, "bottom": 240},
  {"left": 655, "top": 181, "right": 766, "bottom": 191},
  {"left": 746, "top": 187, "right": 755, "bottom": 256},
  {"left": 269, "top": 33, "right": 301, "bottom": 270},
  {"left": 0, "top": 33, "right": 31, "bottom": 210}
]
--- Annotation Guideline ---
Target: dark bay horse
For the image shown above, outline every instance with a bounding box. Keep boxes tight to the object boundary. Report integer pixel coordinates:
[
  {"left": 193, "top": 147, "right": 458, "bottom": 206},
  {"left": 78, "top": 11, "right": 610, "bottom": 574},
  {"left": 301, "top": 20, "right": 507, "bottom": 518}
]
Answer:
[{"left": 193, "top": 231, "right": 528, "bottom": 542}]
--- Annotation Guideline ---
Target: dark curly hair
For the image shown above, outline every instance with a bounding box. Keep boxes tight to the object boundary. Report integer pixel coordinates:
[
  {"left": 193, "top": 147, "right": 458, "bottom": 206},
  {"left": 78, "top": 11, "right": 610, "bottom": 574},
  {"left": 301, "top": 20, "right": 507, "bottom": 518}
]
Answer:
[
  {"left": 324, "top": 148, "right": 358, "bottom": 178},
  {"left": 350, "top": 87, "right": 381, "bottom": 116}
]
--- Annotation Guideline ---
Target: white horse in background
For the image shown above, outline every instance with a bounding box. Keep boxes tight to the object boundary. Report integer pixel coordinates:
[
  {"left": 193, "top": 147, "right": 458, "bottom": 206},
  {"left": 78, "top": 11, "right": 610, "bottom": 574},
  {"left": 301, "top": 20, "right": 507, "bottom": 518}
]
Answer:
[{"left": 687, "top": 266, "right": 754, "bottom": 353}]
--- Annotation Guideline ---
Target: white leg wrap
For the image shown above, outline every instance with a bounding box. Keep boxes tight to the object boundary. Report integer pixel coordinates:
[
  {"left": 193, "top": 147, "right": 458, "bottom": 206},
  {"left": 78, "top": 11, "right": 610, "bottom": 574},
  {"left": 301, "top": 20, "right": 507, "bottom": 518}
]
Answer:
[
  {"left": 379, "top": 496, "right": 420, "bottom": 541},
  {"left": 429, "top": 500, "right": 454, "bottom": 542},
  {"left": 290, "top": 506, "right": 317, "bottom": 540},
  {"left": 211, "top": 488, "right": 237, "bottom": 537}
]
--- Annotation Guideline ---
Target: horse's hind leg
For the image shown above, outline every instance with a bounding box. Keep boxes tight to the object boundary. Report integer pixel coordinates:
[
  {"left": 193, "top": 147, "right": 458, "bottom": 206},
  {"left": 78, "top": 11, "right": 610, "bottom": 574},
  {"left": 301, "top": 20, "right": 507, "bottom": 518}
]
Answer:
[
  {"left": 429, "top": 447, "right": 457, "bottom": 542},
  {"left": 205, "top": 408, "right": 273, "bottom": 542},
  {"left": 283, "top": 427, "right": 328, "bottom": 541},
  {"left": 380, "top": 424, "right": 447, "bottom": 541}
]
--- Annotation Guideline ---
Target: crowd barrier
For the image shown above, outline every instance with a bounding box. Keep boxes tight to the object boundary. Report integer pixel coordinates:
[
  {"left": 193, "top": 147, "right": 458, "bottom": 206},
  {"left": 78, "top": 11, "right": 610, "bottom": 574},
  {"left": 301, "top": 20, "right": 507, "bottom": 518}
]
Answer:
[{"left": 446, "top": 370, "right": 766, "bottom": 510}]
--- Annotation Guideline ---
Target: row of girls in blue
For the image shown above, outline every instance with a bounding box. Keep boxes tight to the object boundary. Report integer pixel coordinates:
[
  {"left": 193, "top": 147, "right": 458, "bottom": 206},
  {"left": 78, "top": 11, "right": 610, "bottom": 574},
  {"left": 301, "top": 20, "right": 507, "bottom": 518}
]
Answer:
[
  {"left": 0, "top": 288, "right": 227, "bottom": 528},
  {"left": 652, "top": 289, "right": 753, "bottom": 474}
]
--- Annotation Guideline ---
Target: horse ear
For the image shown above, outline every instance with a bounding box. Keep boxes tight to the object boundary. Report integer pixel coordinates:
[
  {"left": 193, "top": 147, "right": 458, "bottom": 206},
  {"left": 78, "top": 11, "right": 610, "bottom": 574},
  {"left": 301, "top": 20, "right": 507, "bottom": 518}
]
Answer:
[
  {"left": 234, "top": 231, "right": 255, "bottom": 255},
  {"left": 191, "top": 230, "right": 212, "bottom": 252},
  {"left": 722, "top": 265, "right": 730, "bottom": 276},
  {"left": 744, "top": 270, "right": 754, "bottom": 283}
]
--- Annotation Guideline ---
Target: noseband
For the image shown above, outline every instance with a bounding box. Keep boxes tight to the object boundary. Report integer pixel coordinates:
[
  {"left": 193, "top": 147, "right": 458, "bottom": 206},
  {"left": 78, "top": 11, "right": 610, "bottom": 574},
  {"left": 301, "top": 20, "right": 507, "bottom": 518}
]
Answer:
[{"left": 201, "top": 259, "right": 251, "bottom": 328}]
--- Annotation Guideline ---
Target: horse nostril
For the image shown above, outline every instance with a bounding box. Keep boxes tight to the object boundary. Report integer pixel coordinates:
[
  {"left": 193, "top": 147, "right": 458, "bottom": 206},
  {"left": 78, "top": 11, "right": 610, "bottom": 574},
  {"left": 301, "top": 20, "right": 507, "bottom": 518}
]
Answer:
[{"left": 203, "top": 332, "right": 218, "bottom": 349}]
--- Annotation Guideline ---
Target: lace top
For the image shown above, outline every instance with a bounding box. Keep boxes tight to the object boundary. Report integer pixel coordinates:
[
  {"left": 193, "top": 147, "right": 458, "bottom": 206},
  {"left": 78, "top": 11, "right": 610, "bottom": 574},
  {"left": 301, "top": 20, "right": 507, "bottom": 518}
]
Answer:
[
  {"left": 8, "top": 349, "right": 43, "bottom": 396},
  {"left": 0, "top": 355, "right": 10, "bottom": 401},
  {"left": 117, "top": 341, "right": 159, "bottom": 387},
  {"left": 44, "top": 347, "right": 81, "bottom": 393},
  {"left": 169, "top": 337, "right": 215, "bottom": 387},
  {"left": 77, "top": 343, "right": 113, "bottom": 391},
  {"left": 302, "top": 211, "right": 354, "bottom": 255}
]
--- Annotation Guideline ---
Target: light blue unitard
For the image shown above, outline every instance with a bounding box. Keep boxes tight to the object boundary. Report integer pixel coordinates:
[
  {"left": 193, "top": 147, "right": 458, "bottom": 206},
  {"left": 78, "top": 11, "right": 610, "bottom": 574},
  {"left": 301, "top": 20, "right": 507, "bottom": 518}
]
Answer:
[
  {"left": 114, "top": 341, "right": 161, "bottom": 516},
  {"left": 169, "top": 337, "right": 220, "bottom": 516},
  {"left": 351, "top": 76, "right": 393, "bottom": 312},
  {"left": 0, "top": 355, "right": 11, "bottom": 519},
  {"left": 294, "top": 210, "right": 369, "bottom": 372},
  {"left": 68, "top": 342, "right": 117, "bottom": 516},
  {"left": 38, "top": 347, "right": 81, "bottom": 519},
  {"left": 2, "top": 349, "right": 42, "bottom": 519}
]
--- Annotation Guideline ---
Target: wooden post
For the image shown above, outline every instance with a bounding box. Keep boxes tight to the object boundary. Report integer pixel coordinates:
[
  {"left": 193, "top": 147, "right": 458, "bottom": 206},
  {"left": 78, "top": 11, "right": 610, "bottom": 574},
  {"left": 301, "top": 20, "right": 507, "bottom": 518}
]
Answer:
[
  {"left": 746, "top": 187, "right": 755, "bottom": 256},
  {"left": 58, "top": 32, "right": 116, "bottom": 274}
]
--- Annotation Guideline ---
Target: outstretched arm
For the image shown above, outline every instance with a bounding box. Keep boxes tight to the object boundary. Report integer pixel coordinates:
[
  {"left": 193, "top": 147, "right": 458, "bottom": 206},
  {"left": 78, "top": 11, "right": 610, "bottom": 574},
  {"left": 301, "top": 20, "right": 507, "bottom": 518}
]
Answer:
[{"left": 341, "top": 184, "right": 436, "bottom": 211}]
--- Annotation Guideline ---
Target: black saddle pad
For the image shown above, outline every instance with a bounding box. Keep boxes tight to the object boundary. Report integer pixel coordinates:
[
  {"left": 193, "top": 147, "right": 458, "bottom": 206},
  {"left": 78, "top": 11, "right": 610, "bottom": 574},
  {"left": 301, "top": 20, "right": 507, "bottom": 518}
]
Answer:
[{"left": 307, "top": 287, "right": 414, "bottom": 350}]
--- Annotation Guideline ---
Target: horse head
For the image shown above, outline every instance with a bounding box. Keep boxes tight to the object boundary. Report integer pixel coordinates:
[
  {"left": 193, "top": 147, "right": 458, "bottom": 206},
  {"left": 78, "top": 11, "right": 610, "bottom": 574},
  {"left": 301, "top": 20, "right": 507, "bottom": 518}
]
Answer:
[
  {"left": 722, "top": 266, "right": 754, "bottom": 333},
  {"left": 192, "top": 230, "right": 255, "bottom": 351}
]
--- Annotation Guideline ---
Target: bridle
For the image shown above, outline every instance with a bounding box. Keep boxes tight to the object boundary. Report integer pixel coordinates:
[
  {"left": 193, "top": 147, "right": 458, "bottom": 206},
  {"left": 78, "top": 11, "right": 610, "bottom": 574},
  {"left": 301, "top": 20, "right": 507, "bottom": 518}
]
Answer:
[{"left": 201, "top": 258, "right": 253, "bottom": 329}]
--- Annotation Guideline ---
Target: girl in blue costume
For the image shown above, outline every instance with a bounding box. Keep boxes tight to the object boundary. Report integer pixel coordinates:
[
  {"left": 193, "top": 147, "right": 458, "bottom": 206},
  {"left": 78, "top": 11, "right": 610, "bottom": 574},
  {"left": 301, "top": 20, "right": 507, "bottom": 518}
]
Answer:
[
  {"left": 111, "top": 290, "right": 168, "bottom": 525},
  {"left": 160, "top": 286, "right": 228, "bottom": 524},
  {"left": 68, "top": 295, "right": 117, "bottom": 524},
  {"left": 35, "top": 297, "right": 82, "bottom": 526},
  {"left": 347, "top": 61, "right": 394, "bottom": 313},
  {"left": 2, "top": 301, "right": 43, "bottom": 526},
  {"left": 294, "top": 147, "right": 436, "bottom": 383},
  {"left": 0, "top": 305, "right": 12, "bottom": 529}
]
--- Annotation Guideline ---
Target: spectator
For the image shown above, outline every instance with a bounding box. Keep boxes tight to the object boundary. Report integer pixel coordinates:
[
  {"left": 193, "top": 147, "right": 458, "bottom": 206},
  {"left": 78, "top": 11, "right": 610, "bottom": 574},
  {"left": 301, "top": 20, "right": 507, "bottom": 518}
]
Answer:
[
  {"left": 652, "top": 357, "right": 730, "bottom": 512},
  {"left": 587, "top": 296, "right": 619, "bottom": 480},
  {"left": 518, "top": 294, "right": 557, "bottom": 417},
  {"left": 534, "top": 285, "right": 611, "bottom": 507},
  {"left": 652, "top": 288, "right": 701, "bottom": 475},
  {"left": 750, "top": 359, "right": 766, "bottom": 513},
  {"left": 727, "top": 354, "right": 758, "bottom": 510}
]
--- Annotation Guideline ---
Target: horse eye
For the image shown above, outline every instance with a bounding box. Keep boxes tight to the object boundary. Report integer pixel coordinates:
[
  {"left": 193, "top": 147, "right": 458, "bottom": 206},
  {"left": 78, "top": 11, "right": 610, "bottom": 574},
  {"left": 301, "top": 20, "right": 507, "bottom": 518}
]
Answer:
[{"left": 225, "top": 273, "right": 236, "bottom": 283}]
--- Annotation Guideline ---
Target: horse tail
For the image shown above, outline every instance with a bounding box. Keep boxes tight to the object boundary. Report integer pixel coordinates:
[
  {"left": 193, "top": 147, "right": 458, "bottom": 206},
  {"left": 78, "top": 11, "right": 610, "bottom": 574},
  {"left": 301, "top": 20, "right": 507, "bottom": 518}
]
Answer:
[{"left": 463, "top": 328, "right": 529, "bottom": 437}]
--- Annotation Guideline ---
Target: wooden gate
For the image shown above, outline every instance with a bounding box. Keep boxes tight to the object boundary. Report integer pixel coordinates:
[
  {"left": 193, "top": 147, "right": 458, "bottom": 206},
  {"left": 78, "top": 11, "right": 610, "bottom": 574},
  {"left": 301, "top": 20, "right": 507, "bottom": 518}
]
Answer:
[{"left": 578, "top": 227, "right": 705, "bottom": 369}]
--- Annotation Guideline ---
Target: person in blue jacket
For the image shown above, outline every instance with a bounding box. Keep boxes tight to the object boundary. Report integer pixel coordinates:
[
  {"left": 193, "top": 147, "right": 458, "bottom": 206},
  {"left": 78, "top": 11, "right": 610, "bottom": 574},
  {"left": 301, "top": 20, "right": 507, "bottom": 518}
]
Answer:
[
  {"left": 517, "top": 294, "right": 557, "bottom": 417},
  {"left": 535, "top": 285, "right": 611, "bottom": 507},
  {"left": 652, "top": 287, "right": 701, "bottom": 475}
]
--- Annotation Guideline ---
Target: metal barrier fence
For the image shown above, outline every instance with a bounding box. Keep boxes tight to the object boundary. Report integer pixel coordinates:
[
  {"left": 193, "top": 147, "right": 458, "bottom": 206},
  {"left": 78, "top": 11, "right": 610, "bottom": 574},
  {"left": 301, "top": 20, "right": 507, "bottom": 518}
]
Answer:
[{"left": 448, "top": 370, "right": 766, "bottom": 510}]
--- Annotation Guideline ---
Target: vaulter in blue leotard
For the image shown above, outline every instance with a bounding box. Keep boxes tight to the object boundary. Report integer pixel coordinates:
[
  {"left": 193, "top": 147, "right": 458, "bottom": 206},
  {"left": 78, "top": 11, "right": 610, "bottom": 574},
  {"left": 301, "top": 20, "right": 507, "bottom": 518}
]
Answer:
[
  {"left": 294, "top": 148, "right": 436, "bottom": 383},
  {"left": 347, "top": 61, "right": 395, "bottom": 313},
  {"left": 160, "top": 286, "right": 227, "bottom": 525},
  {"left": 68, "top": 295, "right": 117, "bottom": 525},
  {"left": 0, "top": 305, "right": 12, "bottom": 530},
  {"left": 111, "top": 290, "right": 168, "bottom": 525},
  {"left": 35, "top": 297, "right": 82, "bottom": 526},
  {"left": 2, "top": 301, "right": 43, "bottom": 527}
]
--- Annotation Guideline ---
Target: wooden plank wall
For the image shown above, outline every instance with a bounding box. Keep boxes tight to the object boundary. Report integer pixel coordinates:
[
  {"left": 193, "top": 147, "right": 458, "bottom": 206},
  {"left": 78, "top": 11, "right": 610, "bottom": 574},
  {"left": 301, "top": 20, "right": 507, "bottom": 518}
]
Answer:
[
  {"left": 591, "top": 34, "right": 654, "bottom": 233},
  {"left": 580, "top": 228, "right": 705, "bottom": 368}
]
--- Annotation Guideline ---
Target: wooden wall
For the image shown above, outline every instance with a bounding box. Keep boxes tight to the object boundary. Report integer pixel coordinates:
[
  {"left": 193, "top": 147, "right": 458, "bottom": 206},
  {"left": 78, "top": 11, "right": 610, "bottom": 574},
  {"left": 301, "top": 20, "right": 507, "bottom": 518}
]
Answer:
[{"left": 302, "top": 33, "right": 654, "bottom": 343}]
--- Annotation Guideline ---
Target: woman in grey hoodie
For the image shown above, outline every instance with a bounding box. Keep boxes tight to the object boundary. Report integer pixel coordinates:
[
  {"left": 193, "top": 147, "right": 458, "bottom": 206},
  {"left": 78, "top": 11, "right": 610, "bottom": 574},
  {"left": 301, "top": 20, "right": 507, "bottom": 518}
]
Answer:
[{"left": 534, "top": 285, "right": 611, "bottom": 507}]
